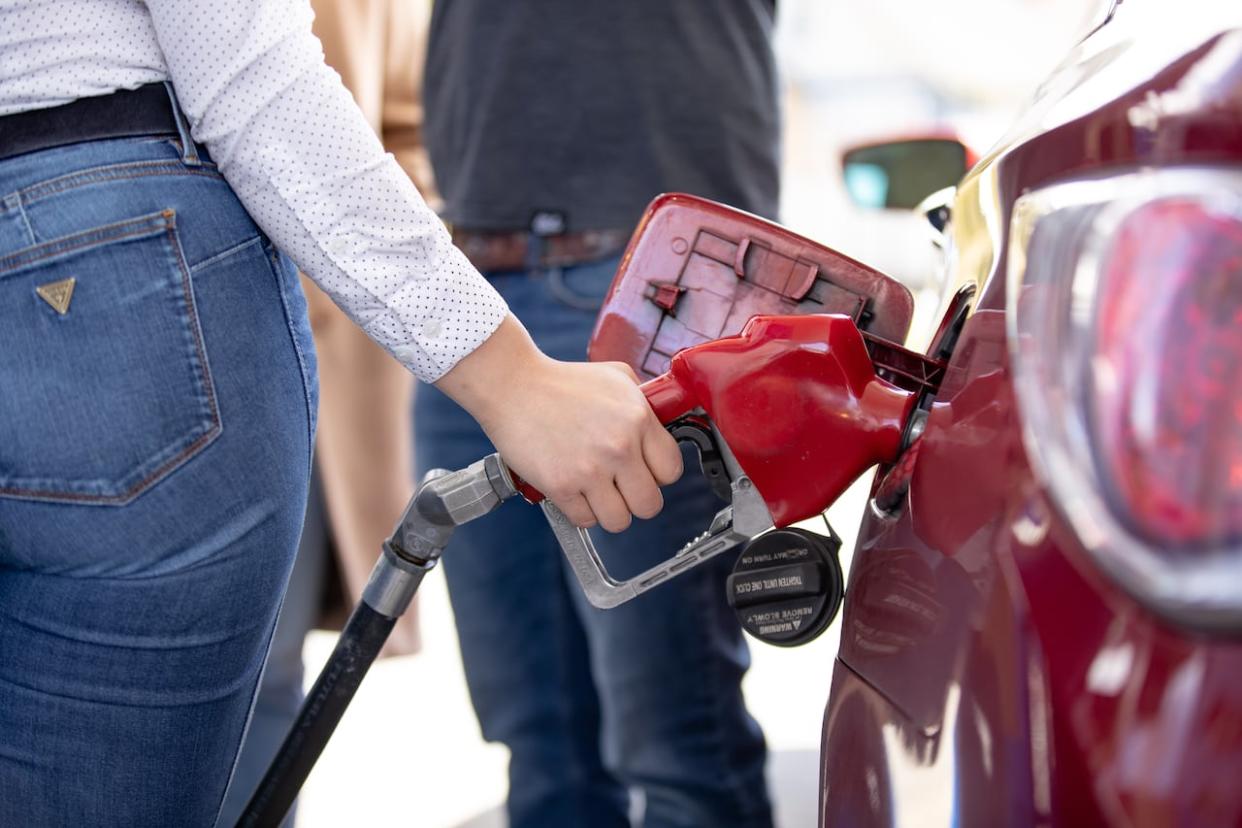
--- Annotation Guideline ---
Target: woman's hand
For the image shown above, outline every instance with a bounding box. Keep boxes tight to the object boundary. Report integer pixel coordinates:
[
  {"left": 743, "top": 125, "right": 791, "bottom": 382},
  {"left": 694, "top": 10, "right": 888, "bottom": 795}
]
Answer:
[{"left": 435, "top": 316, "right": 683, "bottom": 531}]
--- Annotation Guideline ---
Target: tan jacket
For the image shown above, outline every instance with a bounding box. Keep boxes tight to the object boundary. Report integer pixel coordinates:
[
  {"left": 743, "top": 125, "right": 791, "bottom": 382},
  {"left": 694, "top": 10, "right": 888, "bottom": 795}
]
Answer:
[{"left": 305, "top": 0, "right": 436, "bottom": 653}]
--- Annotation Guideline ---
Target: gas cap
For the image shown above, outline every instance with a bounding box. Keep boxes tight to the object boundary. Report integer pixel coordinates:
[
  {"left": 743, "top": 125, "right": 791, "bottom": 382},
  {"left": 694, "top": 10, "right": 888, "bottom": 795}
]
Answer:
[{"left": 727, "top": 527, "right": 844, "bottom": 647}]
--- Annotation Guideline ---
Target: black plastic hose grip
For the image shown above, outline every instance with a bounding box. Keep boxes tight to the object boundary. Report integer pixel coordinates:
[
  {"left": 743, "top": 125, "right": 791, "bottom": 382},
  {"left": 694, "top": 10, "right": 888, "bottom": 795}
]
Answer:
[{"left": 236, "top": 601, "right": 399, "bottom": 827}]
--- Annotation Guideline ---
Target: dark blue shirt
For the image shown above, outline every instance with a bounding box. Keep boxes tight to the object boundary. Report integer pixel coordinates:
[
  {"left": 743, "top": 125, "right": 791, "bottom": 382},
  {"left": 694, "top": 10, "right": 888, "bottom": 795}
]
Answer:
[{"left": 424, "top": 0, "right": 780, "bottom": 232}]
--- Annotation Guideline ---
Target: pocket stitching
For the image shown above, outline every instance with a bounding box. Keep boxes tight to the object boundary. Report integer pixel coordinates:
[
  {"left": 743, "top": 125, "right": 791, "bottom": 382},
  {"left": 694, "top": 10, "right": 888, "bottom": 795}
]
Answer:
[
  {"left": 0, "top": 211, "right": 171, "bottom": 276},
  {"left": 264, "top": 245, "right": 316, "bottom": 470},
  {"left": 0, "top": 210, "right": 223, "bottom": 504},
  {"left": 17, "top": 159, "right": 224, "bottom": 208},
  {"left": 165, "top": 208, "right": 223, "bottom": 479}
]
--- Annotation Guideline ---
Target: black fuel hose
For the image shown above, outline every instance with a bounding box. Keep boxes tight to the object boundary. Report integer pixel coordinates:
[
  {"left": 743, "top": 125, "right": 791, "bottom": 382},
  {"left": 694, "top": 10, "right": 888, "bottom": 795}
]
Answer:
[{"left": 235, "top": 599, "right": 402, "bottom": 827}]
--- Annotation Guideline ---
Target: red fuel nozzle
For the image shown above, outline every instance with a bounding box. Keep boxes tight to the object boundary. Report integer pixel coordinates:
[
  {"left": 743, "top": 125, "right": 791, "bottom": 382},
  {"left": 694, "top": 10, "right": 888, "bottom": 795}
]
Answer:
[
  {"left": 514, "top": 313, "right": 917, "bottom": 528},
  {"left": 636, "top": 313, "right": 916, "bottom": 527}
]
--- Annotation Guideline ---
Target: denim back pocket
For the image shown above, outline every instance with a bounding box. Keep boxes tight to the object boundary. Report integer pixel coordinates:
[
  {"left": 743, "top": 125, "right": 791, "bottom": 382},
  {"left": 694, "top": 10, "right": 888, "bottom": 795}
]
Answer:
[{"left": 0, "top": 210, "right": 220, "bottom": 504}]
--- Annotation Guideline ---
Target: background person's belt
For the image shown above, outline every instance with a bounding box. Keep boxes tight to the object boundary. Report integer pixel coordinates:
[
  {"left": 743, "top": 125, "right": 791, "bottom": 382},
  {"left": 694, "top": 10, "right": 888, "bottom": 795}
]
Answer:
[
  {"left": 450, "top": 227, "right": 630, "bottom": 273},
  {"left": 0, "top": 84, "right": 184, "bottom": 164}
]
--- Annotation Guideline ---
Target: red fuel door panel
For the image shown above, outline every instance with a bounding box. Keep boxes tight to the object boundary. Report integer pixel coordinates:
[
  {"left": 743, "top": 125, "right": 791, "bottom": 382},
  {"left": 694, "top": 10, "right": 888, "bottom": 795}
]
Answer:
[{"left": 588, "top": 193, "right": 915, "bottom": 378}]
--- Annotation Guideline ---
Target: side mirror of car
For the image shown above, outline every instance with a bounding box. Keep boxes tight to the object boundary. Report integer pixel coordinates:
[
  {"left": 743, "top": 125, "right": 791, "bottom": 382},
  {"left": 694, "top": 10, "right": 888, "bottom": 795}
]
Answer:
[
  {"left": 841, "top": 137, "right": 973, "bottom": 211},
  {"left": 915, "top": 185, "right": 955, "bottom": 246}
]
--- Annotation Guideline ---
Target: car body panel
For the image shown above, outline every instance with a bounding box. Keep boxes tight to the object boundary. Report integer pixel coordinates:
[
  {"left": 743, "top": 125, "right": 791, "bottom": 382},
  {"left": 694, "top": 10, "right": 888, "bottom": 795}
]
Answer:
[{"left": 822, "top": 3, "right": 1242, "bottom": 825}]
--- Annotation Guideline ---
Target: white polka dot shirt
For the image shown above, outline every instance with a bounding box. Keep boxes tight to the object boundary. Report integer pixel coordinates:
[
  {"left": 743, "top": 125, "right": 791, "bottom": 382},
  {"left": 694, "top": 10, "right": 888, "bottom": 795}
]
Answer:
[{"left": 0, "top": 0, "right": 510, "bottom": 382}]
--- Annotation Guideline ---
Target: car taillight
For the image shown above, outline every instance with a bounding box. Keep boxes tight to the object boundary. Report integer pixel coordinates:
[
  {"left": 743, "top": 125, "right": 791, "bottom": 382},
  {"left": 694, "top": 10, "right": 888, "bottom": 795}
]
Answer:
[
  {"left": 1093, "top": 199, "right": 1242, "bottom": 548},
  {"left": 1008, "top": 168, "right": 1242, "bottom": 628}
]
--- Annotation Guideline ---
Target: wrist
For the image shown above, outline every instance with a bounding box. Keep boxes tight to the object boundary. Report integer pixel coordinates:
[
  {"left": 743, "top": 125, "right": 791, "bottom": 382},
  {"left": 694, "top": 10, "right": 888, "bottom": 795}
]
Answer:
[{"left": 434, "top": 315, "right": 547, "bottom": 427}]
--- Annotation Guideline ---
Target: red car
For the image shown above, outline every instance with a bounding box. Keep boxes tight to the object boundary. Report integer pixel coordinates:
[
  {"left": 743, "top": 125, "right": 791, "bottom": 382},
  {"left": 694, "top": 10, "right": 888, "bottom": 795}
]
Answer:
[{"left": 823, "top": 2, "right": 1242, "bottom": 825}]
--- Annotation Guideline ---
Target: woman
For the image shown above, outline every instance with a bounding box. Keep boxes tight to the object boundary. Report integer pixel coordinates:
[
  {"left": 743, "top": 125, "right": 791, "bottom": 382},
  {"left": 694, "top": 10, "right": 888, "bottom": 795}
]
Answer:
[{"left": 0, "top": 1, "right": 680, "bottom": 824}]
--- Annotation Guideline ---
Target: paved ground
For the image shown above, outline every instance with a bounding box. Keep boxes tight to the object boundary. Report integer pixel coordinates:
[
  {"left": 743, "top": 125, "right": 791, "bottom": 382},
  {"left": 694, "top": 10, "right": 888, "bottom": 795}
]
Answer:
[{"left": 445, "top": 749, "right": 820, "bottom": 828}]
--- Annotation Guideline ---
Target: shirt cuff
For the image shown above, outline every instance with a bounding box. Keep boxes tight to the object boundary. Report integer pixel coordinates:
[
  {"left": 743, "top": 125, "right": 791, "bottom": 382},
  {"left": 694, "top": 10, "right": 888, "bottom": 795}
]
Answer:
[{"left": 381, "top": 244, "right": 510, "bottom": 381}]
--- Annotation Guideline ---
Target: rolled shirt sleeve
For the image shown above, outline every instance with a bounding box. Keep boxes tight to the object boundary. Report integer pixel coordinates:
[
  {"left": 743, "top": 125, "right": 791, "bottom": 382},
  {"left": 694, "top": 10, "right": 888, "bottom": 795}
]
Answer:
[{"left": 142, "top": 0, "right": 507, "bottom": 381}]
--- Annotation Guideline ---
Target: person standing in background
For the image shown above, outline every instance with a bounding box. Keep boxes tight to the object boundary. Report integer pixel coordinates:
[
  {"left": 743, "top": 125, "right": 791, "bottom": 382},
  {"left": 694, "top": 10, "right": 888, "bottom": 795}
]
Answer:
[
  {"left": 418, "top": 3, "right": 780, "bottom": 826},
  {"left": 217, "top": 0, "right": 433, "bottom": 823}
]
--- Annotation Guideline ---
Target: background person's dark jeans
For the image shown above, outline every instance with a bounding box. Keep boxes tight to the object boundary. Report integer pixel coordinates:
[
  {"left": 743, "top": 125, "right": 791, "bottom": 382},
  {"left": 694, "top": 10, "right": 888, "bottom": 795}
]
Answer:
[{"left": 414, "top": 255, "right": 773, "bottom": 828}]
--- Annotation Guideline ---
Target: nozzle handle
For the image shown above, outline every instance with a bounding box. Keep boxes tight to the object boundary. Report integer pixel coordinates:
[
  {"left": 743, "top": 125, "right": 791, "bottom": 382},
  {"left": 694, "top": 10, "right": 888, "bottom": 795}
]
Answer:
[{"left": 538, "top": 475, "right": 773, "bottom": 609}]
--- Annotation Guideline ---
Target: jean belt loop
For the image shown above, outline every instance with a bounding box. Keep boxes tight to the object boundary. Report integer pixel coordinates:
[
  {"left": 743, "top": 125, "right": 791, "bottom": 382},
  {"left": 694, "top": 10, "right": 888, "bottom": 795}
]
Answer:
[
  {"left": 163, "top": 81, "right": 201, "bottom": 167},
  {"left": 527, "top": 209, "right": 567, "bottom": 276},
  {"left": 524, "top": 233, "right": 546, "bottom": 276}
]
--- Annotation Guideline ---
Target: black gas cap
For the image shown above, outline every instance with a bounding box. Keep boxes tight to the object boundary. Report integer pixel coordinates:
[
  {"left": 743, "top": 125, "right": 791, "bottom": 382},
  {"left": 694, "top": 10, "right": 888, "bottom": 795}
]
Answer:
[{"left": 727, "top": 526, "right": 844, "bottom": 647}]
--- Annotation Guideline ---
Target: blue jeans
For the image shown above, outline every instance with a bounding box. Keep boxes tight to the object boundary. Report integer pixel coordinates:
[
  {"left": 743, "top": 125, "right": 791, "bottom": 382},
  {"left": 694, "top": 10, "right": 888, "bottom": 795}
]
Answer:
[
  {"left": 0, "top": 134, "right": 317, "bottom": 826},
  {"left": 414, "top": 256, "right": 772, "bottom": 828},
  {"left": 217, "top": 468, "right": 330, "bottom": 828}
]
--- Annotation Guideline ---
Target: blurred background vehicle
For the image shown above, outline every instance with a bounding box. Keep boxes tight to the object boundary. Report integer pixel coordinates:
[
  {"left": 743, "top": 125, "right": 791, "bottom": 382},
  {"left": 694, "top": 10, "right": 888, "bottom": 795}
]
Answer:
[{"left": 822, "top": 1, "right": 1242, "bottom": 824}]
